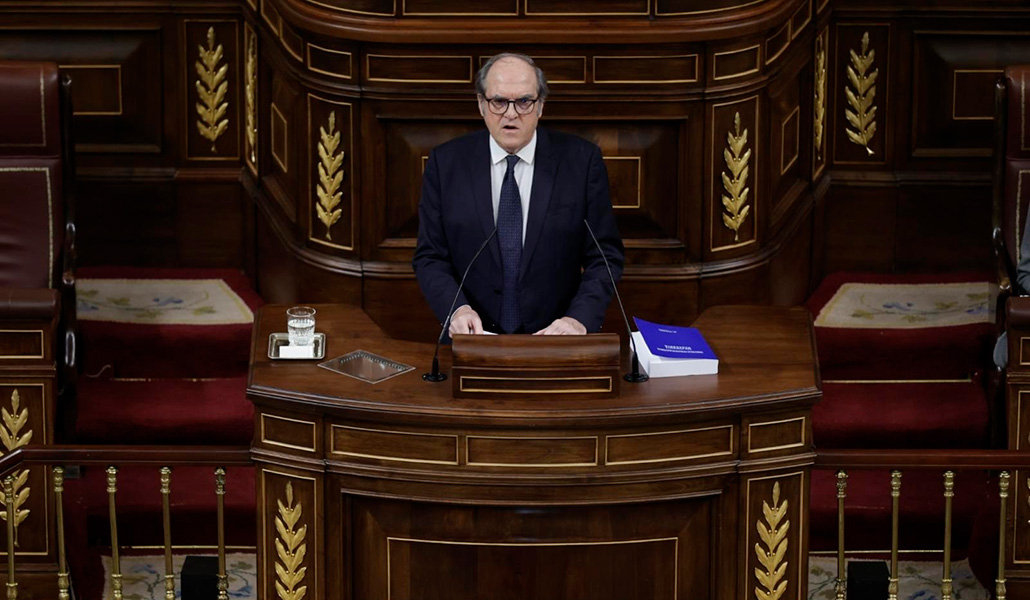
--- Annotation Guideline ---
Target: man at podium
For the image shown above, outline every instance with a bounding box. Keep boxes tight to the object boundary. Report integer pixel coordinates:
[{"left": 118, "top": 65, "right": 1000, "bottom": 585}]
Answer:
[{"left": 413, "top": 53, "right": 624, "bottom": 337}]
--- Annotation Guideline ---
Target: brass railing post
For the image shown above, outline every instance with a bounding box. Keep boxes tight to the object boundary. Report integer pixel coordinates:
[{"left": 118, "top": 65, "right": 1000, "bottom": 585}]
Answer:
[
  {"left": 215, "top": 468, "right": 228, "bottom": 600},
  {"left": 53, "top": 467, "right": 69, "bottom": 600},
  {"left": 160, "top": 467, "right": 174, "bottom": 600},
  {"left": 998, "top": 471, "right": 1010, "bottom": 600},
  {"left": 4, "top": 476, "right": 16, "bottom": 600},
  {"left": 941, "top": 471, "right": 954, "bottom": 600},
  {"left": 888, "top": 470, "right": 901, "bottom": 600},
  {"left": 107, "top": 466, "right": 122, "bottom": 600},
  {"left": 835, "top": 470, "right": 847, "bottom": 600}
]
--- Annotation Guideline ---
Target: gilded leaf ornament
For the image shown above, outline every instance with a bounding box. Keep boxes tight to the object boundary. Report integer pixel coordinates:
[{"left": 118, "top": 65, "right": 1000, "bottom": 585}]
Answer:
[
  {"left": 0, "top": 389, "right": 32, "bottom": 545},
  {"left": 244, "top": 30, "right": 258, "bottom": 169},
  {"left": 275, "top": 482, "right": 308, "bottom": 600},
  {"left": 721, "top": 112, "right": 752, "bottom": 242},
  {"left": 195, "top": 27, "right": 230, "bottom": 152},
  {"left": 844, "top": 31, "right": 878, "bottom": 156},
  {"left": 814, "top": 34, "right": 827, "bottom": 161},
  {"left": 754, "top": 482, "right": 789, "bottom": 600},
  {"left": 315, "top": 111, "right": 345, "bottom": 241}
]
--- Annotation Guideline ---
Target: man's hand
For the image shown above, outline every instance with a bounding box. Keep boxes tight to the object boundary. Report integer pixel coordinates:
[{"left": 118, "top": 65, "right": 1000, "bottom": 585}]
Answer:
[
  {"left": 534, "top": 316, "right": 586, "bottom": 335},
  {"left": 449, "top": 305, "right": 484, "bottom": 336}
]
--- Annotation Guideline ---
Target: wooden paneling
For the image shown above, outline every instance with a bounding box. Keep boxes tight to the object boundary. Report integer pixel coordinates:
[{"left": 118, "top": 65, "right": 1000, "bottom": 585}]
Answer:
[
  {"left": 822, "top": 184, "right": 896, "bottom": 273},
  {"left": 0, "top": 29, "right": 163, "bottom": 153},
  {"left": 910, "top": 33, "right": 1030, "bottom": 158},
  {"left": 352, "top": 497, "right": 711, "bottom": 599}
]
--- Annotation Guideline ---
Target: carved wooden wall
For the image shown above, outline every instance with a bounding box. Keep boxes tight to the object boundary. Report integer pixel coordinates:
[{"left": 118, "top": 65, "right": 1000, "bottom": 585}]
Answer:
[{"left": 0, "top": 0, "right": 1025, "bottom": 339}]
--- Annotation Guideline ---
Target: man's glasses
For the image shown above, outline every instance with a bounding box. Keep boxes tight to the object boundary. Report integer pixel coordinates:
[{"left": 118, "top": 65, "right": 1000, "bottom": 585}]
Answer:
[{"left": 483, "top": 96, "right": 539, "bottom": 115}]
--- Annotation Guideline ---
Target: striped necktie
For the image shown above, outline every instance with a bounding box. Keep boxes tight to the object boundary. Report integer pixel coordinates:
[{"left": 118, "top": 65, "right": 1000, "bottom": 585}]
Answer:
[{"left": 498, "top": 154, "right": 523, "bottom": 333}]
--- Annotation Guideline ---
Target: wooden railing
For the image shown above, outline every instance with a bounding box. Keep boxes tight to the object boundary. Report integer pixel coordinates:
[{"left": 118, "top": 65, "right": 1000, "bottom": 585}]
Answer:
[
  {"left": 814, "top": 449, "right": 1030, "bottom": 600},
  {"left": 0, "top": 446, "right": 252, "bottom": 600}
]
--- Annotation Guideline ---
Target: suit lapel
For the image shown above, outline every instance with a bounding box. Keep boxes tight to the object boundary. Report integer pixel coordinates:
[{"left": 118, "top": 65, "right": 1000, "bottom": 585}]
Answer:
[
  {"left": 520, "top": 127, "right": 556, "bottom": 282},
  {"left": 469, "top": 131, "right": 501, "bottom": 269}
]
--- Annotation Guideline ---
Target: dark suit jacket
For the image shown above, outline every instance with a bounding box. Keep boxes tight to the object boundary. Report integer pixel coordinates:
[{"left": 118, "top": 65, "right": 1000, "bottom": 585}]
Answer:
[{"left": 413, "top": 127, "right": 624, "bottom": 334}]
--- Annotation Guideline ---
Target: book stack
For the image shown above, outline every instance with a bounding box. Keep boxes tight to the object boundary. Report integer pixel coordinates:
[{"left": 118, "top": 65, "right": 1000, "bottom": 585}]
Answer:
[{"left": 630, "top": 317, "right": 719, "bottom": 378}]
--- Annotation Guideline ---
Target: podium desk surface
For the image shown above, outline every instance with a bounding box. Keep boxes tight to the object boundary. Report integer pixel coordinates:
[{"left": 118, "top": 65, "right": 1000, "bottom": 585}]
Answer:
[{"left": 248, "top": 303, "right": 820, "bottom": 427}]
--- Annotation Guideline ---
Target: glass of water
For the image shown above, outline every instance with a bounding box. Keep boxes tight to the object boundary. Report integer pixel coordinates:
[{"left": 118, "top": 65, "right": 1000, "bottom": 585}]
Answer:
[{"left": 286, "top": 306, "right": 317, "bottom": 346}]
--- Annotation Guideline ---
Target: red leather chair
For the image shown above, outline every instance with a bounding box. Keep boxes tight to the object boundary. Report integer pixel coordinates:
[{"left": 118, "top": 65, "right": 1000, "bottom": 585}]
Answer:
[{"left": 0, "top": 60, "right": 76, "bottom": 430}]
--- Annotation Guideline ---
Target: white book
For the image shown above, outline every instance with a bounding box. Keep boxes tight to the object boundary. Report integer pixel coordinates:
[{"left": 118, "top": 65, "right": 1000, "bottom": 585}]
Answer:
[{"left": 631, "top": 331, "right": 719, "bottom": 378}]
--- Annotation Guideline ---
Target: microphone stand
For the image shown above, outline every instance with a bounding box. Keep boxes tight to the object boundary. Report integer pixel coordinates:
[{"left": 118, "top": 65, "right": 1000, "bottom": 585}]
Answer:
[
  {"left": 583, "top": 219, "right": 648, "bottom": 383},
  {"left": 423, "top": 227, "right": 498, "bottom": 382}
]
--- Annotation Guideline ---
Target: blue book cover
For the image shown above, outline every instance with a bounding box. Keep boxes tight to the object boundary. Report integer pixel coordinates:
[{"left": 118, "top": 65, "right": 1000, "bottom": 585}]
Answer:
[{"left": 633, "top": 317, "right": 717, "bottom": 360}]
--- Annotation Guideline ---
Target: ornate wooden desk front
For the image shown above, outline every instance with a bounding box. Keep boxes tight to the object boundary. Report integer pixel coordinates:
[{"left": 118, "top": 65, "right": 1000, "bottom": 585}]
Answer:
[{"left": 247, "top": 303, "right": 819, "bottom": 600}]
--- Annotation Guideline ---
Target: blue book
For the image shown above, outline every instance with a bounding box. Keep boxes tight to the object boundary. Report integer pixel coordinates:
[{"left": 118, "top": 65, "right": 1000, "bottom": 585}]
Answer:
[{"left": 631, "top": 317, "right": 719, "bottom": 377}]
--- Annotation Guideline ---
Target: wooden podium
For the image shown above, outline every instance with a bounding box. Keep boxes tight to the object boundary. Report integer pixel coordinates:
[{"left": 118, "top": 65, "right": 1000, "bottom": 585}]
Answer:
[{"left": 247, "top": 304, "right": 819, "bottom": 600}]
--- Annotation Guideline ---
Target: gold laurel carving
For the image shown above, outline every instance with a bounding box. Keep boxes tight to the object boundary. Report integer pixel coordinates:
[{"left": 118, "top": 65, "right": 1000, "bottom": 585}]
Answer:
[
  {"left": 0, "top": 389, "right": 32, "bottom": 546},
  {"left": 814, "top": 34, "right": 827, "bottom": 161},
  {"left": 275, "top": 482, "right": 308, "bottom": 600},
  {"left": 844, "top": 31, "right": 878, "bottom": 156},
  {"left": 195, "top": 27, "right": 230, "bottom": 153},
  {"left": 721, "top": 112, "right": 752, "bottom": 241},
  {"left": 315, "top": 111, "right": 345, "bottom": 241},
  {"left": 755, "top": 481, "right": 790, "bottom": 600},
  {"left": 244, "top": 30, "right": 258, "bottom": 169}
]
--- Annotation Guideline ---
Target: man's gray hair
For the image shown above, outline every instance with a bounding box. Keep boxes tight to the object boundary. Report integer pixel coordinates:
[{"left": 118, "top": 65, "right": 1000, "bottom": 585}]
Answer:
[{"left": 475, "top": 53, "right": 549, "bottom": 100}]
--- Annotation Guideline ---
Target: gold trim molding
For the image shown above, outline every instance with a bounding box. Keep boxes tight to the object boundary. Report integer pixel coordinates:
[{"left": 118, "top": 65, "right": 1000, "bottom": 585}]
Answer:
[
  {"left": 721, "top": 112, "right": 752, "bottom": 242},
  {"left": 244, "top": 25, "right": 258, "bottom": 176},
  {"left": 754, "top": 482, "right": 790, "bottom": 600},
  {"left": 814, "top": 31, "right": 827, "bottom": 164},
  {"left": 0, "top": 389, "right": 32, "bottom": 546},
  {"left": 315, "top": 111, "right": 345, "bottom": 241},
  {"left": 195, "top": 27, "right": 230, "bottom": 153},
  {"left": 259, "top": 414, "right": 316, "bottom": 453},
  {"left": 844, "top": 31, "right": 878, "bottom": 156},
  {"left": 274, "top": 482, "right": 307, "bottom": 600},
  {"left": 0, "top": 330, "right": 44, "bottom": 360}
]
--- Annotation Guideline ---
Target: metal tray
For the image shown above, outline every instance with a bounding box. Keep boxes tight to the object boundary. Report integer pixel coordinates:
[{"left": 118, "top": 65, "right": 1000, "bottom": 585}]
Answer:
[
  {"left": 268, "top": 332, "right": 326, "bottom": 360},
  {"left": 318, "top": 350, "right": 413, "bottom": 383}
]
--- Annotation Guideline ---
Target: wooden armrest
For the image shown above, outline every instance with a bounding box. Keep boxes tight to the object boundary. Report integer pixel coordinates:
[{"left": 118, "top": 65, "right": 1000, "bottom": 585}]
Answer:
[{"left": 0, "top": 288, "right": 59, "bottom": 321}]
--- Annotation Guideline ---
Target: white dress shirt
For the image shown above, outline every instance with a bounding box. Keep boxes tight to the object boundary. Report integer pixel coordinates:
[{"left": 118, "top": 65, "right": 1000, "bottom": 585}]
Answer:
[{"left": 488, "top": 132, "right": 536, "bottom": 244}]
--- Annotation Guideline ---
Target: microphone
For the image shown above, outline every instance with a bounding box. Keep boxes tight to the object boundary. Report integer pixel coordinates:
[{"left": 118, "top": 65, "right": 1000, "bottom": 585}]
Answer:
[
  {"left": 583, "top": 218, "right": 648, "bottom": 383},
  {"left": 423, "top": 226, "right": 499, "bottom": 382}
]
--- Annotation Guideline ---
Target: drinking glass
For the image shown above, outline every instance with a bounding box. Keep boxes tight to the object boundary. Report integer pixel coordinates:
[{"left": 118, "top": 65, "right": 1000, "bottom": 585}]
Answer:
[{"left": 286, "top": 306, "right": 316, "bottom": 346}]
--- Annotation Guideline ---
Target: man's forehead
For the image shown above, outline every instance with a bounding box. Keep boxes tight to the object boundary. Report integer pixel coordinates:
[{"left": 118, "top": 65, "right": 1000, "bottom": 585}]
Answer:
[{"left": 485, "top": 59, "right": 535, "bottom": 88}]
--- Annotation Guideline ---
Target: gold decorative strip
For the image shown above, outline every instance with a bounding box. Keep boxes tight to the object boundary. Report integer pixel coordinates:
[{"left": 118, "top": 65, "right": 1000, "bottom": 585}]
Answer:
[
  {"left": 458, "top": 375, "right": 613, "bottom": 394},
  {"left": 244, "top": 25, "right": 258, "bottom": 176},
  {"left": 997, "top": 472, "right": 1009, "bottom": 600},
  {"left": 780, "top": 105, "right": 801, "bottom": 175},
  {"left": 160, "top": 467, "right": 174, "bottom": 600},
  {"left": 754, "top": 481, "right": 789, "bottom": 600},
  {"left": 108, "top": 467, "right": 123, "bottom": 600},
  {"left": 712, "top": 45, "right": 761, "bottom": 81},
  {"left": 835, "top": 471, "right": 847, "bottom": 600},
  {"left": 54, "top": 467, "right": 69, "bottom": 600},
  {"left": 3, "top": 475, "right": 15, "bottom": 599},
  {"left": 0, "top": 389, "right": 31, "bottom": 546},
  {"left": 942, "top": 471, "right": 955, "bottom": 600},
  {"left": 721, "top": 112, "right": 752, "bottom": 242},
  {"left": 888, "top": 470, "right": 901, "bottom": 600},
  {"left": 260, "top": 414, "right": 317, "bottom": 453},
  {"left": 270, "top": 103, "right": 288, "bottom": 173},
  {"left": 275, "top": 482, "right": 308, "bottom": 600},
  {"left": 316, "top": 111, "right": 345, "bottom": 241},
  {"left": 814, "top": 32, "right": 827, "bottom": 163},
  {"left": 844, "top": 31, "right": 878, "bottom": 156},
  {"left": 195, "top": 27, "right": 230, "bottom": 153},
  {"left": 216, "top": 469, "right": 228, "bottom": 600}
]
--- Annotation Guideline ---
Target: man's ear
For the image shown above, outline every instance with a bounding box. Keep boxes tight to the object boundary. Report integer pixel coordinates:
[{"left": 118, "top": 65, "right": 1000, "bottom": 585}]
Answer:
[
  {"left": 477, "top": 95, "right": 486, "bottom": 118},
  {"left": 537, "top": 100, "right": 544, "bottom": 118}
]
